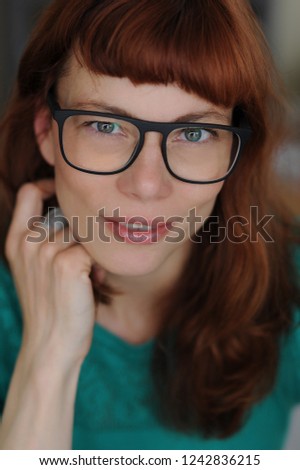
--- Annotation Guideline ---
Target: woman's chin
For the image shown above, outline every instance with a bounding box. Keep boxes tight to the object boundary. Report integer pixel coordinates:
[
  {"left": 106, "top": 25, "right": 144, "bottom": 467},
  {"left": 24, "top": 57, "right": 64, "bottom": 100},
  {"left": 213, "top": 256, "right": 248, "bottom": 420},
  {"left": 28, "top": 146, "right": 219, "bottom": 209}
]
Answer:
[
  {"left": 97, "top": 257, "right": 164, "bottom": 279},
  {"left": 87, "top": 241, "right": 177, "bottom": 280}
]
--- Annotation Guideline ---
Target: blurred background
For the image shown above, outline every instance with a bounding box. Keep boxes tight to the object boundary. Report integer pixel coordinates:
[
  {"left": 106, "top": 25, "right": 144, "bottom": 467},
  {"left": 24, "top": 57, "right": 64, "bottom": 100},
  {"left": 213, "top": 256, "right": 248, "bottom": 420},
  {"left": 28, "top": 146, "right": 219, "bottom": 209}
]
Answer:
[{"left": 0, "top": 0, "right": 299, "bottom": 449}]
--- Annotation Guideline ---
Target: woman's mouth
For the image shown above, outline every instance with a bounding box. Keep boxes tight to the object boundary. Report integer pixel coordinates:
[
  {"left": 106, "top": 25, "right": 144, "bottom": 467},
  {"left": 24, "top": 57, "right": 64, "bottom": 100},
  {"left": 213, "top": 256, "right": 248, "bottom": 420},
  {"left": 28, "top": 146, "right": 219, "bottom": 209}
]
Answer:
[{"left": 103, "top": 217, "right": 172, "bottom": 244}]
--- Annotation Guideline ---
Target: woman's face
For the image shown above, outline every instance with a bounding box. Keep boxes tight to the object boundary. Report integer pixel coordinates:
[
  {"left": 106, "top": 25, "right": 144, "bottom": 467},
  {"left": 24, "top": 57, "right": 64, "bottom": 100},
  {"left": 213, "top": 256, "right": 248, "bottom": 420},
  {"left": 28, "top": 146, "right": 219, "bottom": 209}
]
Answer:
[{"left": 38, "top": 55, "right": 232, "bottom": 280}]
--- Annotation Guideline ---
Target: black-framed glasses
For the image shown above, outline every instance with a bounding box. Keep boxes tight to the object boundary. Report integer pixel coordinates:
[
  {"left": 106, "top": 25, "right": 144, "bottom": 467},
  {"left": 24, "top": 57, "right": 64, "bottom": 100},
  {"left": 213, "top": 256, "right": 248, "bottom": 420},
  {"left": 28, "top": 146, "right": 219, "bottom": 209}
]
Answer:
[{"left": 47, "top": 92, "right": 252, "bottom": 184}]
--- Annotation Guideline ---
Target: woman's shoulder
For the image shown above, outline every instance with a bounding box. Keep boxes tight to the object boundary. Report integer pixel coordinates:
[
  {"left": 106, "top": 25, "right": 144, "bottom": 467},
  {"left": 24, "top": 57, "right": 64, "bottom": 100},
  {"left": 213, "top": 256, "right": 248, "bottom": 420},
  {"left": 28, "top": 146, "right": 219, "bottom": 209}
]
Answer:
[
  {"left": 278, "top": 305, "right": 300, "bottom": 402},
  {"left": 277, "top": 242, "right": 300, "bottom": 399},
  {"left": 0, "top": 258, "right": 22, "bottom": 411},
  {"left": 0, "top": 257, "right": 22, "bottom": 335},
  {"left": 286, "top": 242, "right": 300, "bottom": 349}
]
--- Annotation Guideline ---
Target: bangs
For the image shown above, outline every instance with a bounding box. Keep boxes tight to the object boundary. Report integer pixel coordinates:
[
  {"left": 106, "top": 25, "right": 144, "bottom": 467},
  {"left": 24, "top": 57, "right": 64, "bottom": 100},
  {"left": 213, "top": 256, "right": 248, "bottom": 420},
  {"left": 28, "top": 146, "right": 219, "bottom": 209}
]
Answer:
[{"left": 74, "top": 0, "right": 263, "bottom": 109}]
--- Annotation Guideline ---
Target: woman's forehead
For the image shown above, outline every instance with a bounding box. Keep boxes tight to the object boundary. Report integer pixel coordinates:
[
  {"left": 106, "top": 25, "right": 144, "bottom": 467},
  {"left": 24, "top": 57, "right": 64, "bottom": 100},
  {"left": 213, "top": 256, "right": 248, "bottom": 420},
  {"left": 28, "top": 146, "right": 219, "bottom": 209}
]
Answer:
[{"left": 57, "top": 54, "right": 233, "bottom": 124}]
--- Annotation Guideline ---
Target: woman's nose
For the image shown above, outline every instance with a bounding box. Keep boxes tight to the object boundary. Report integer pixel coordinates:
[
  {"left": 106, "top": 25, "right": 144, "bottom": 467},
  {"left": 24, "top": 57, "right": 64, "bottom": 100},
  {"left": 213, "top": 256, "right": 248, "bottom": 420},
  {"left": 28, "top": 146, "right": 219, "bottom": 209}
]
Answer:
[{"left": 116, "top": 133, "right": 173, "bottom": 201}]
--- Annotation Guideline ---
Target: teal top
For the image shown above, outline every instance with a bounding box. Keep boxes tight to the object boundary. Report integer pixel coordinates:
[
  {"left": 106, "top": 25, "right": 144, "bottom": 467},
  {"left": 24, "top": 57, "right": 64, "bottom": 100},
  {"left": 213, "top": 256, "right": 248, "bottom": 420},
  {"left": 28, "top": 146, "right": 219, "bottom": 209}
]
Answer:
[{"left": 0, "top": 258, "right": 300, "bottom": 450}]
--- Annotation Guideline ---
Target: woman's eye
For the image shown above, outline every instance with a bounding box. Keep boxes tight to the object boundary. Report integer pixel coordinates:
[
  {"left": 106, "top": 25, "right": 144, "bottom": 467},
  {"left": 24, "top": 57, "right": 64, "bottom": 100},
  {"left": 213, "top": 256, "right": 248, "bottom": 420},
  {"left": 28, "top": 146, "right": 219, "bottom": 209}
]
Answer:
[
  {"left": 182, "top": 128, "right": 210, "bottom": 143},
  {"left": 90, "top": 122, "right": 120, "bottom": 134}
]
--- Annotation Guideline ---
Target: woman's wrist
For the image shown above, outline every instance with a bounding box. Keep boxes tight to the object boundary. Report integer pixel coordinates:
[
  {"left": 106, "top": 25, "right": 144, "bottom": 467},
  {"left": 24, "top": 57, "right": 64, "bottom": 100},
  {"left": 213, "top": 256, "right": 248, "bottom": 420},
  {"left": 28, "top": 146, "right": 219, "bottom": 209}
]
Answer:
[
  {"left": 0, "top": 345, "right": 83, "bottom": 449},
  {"left": 18, "top": 344, "right": 83, "bottom": 393},
  {"left": 20, "top": 329, "right": 89, "bottom": 374}
]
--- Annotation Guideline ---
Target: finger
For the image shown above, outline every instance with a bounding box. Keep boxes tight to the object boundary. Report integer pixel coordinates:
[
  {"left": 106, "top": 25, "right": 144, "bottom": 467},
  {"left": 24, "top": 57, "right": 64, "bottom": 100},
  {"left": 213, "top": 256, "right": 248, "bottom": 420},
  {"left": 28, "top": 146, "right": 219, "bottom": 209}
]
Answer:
[
  {"left": 36, "top": 225, "right": 78, "bottom": 259},
  {"left": 5, "top": 180, "right": 56, "bottom": 256},
  {"left": 9, "top": 180, "right": 55, "bottom": 235},
  {"left": 53, "top": 242, "right": 94, "bottom": 282},
  {"left": 34, "top": 178, "right": 56, "bottom": 195}
]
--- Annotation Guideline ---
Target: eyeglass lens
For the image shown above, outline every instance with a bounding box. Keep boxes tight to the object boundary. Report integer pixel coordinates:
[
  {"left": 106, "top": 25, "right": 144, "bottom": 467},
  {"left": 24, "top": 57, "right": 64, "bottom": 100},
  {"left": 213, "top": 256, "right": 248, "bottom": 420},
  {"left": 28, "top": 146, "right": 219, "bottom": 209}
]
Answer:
[{"left": 62, "top": 114, "right": 240, "bottom": 182}]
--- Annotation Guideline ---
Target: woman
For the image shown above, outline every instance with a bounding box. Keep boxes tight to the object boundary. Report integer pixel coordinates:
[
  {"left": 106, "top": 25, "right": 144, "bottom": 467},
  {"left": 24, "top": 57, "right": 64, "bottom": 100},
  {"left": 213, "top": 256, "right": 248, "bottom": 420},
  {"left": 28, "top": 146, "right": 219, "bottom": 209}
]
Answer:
[{"left": 0, "top": 0, "right": 299, "bottom": 450}]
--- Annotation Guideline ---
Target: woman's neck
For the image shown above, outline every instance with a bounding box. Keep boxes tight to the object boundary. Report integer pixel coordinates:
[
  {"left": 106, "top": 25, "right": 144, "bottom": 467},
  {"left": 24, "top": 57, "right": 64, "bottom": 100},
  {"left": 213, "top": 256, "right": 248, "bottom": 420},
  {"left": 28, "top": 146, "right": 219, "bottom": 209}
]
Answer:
[{"left": 95, "top": 241, "right": 192, "bottom": 344}]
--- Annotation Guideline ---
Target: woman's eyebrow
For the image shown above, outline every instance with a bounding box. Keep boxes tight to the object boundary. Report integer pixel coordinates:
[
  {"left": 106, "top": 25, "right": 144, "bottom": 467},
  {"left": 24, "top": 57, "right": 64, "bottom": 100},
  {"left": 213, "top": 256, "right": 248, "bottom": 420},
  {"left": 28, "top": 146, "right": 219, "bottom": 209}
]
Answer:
[
  {"left": 70, "top": 100, "right": 134, "bottom": 117},
  {"left": 174, "top": 111, "right": 231, "bottom": 124},
  {"left": 70, "top": 100, "right": 231, "bottom": 123}
]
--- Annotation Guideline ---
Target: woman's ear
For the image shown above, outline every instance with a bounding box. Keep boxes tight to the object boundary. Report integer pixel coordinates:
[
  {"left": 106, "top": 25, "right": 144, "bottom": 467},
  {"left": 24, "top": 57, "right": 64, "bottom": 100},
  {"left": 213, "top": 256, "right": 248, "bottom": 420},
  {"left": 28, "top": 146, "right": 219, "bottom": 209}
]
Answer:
[{"left": 34, "top": 108, "right": 55, "bottom": 166}]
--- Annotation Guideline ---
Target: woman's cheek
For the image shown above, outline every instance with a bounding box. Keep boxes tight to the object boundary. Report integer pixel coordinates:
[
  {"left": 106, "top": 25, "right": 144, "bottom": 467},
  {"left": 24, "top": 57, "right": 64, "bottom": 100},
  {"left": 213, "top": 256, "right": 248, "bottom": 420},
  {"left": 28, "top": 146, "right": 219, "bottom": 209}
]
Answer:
[{"left": 189, "top": 182, "right": 224, "bottom": 214}]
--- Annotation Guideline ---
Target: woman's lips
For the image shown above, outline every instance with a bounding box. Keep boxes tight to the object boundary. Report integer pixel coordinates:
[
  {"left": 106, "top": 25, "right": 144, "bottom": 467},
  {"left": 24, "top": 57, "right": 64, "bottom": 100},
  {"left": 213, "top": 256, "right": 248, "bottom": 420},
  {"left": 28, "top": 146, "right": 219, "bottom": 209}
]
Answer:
[{"left": 103, "top": 217, "right": 172, "bottom": 244}]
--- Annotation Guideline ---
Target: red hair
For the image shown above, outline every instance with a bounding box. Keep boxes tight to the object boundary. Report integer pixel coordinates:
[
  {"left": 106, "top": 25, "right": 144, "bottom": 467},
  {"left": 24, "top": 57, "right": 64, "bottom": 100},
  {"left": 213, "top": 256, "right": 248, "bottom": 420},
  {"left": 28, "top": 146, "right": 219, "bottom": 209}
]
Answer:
[{"left": 0, "top": 0, "right": 299, "bottom": 437}]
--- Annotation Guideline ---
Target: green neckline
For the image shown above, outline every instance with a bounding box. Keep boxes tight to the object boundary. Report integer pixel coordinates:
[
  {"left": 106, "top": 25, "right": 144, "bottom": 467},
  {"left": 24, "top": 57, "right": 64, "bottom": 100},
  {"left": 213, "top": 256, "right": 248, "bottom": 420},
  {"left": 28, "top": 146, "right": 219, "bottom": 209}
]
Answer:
[{"left": 93, "top": 321, "right": 155, "bottom": 359}]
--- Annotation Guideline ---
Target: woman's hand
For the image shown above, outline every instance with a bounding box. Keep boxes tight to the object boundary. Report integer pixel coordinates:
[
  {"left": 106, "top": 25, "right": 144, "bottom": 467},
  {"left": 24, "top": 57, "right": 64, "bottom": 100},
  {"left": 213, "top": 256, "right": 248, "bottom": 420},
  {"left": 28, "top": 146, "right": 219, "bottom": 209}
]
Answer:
[
  {"left": 0, "top": 179, "right": 101, "bottom": 449},
  {"left": 5, "top": 179, "right": 97, "bottom": 368}
]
